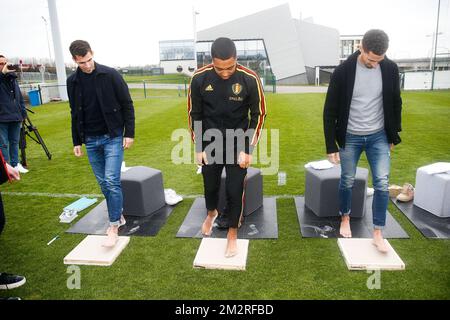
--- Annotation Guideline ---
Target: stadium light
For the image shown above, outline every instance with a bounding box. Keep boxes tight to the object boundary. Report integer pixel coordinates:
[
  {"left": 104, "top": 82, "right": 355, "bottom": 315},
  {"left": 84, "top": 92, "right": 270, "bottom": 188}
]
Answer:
[
  {"left": 192, "top": 7, "right": 199, "bottom": 71},
  {"left": 41, "top": 16, "right": 53, "bottom": 65},
  {"left": 431, "top": 0, "right": 441, "bottom": 91}
]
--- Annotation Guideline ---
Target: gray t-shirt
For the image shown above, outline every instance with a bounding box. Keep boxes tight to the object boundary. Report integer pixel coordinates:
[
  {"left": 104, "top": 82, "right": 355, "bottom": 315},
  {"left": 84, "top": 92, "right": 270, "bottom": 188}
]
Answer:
[{"left": 347, "top": 59, "right": 384, "bottom": 135}]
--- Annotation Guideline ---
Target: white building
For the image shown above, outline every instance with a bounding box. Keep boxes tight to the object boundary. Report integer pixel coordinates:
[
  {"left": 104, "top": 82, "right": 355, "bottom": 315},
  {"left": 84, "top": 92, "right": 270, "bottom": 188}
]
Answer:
[
  {"left": 159, "top": 40, "right": 197, "bottom": 76},
  {"left": 159, "top": 4, "right": 340, "bottom": 84},
  {"left": 196, "top": 4, "right": 339, "bottom": 85},
  {"left": 340, "top": 35, "right": 363, "bottom": 63}
]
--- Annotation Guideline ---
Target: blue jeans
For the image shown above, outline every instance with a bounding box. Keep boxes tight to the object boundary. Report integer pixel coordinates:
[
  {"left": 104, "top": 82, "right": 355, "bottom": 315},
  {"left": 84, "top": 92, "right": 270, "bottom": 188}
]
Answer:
[
  {"left": 85, "top": 134, "right": 124, "bottom": 226},
  {"left": 0, "top": 122, "right": 22, "bottom": 167},
  {"left": 339, "top": 130, "right": 390, "bottom": 229}
]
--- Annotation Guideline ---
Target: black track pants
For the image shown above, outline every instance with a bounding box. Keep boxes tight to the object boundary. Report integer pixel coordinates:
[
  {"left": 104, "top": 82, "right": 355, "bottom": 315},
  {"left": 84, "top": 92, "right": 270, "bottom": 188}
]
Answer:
[{"left": 201, "top": 164, "right": 247, "bottom": 228}]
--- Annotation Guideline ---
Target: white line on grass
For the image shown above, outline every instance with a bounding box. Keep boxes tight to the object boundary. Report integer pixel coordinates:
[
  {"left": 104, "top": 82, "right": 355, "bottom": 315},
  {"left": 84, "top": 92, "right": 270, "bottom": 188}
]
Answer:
[
  {"left": 2, "top": 192, "right": 104, "bottom": 198},
  {"left": 3, "top": 192, "right": 297, "bottom": 199}
]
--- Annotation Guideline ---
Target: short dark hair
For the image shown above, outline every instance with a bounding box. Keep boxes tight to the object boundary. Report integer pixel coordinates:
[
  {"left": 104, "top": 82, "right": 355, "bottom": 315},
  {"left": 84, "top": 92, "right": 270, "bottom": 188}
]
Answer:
[
  {"left": 362, "top": 29, "right": 389, "bottom": 56},
  {"left": 69, "top": 40, "right": 92, "bottom": 58},
  {"left": 211, "top": 37, "right": 236, "bottom": 60},
  {"left": 0, "top": 55, "right": 5, "bottom": 59}
]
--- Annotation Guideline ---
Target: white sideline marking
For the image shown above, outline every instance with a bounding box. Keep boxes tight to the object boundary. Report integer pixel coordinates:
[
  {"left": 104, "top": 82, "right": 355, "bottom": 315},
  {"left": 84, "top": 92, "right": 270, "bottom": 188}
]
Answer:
[
  {"left": 3, "top": 192, "right": 296, "bottom": 199},
  {"left": 3, "top": 192, "right": 104, "bottom": 198}
]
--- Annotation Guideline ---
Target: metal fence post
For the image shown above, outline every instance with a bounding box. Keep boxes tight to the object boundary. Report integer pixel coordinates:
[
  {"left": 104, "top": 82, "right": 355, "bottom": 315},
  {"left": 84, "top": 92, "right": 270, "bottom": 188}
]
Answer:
[
  {"left": 143, "top": 80, "right": 147, "bottom": 99},
  {"left": 272, "top": 75, "right": 276, "bottom": 93},
  {"left": 38, "top": 84, "right": 43, "bottom": 105},
  {"left": 184, "top": 78, "right": 187, "bottom": 97}
]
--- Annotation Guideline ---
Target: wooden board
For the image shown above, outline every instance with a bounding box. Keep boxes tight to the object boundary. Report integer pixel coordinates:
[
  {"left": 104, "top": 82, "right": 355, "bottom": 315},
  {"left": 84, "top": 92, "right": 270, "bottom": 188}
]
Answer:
[
  {"left": 337, "top": 238, "right": 405, "bottom": 270},
  {"left": 193, "top": 238, "right": 249, "bottom": 271},
  {"left": 64, "top": 235, "right": 130, "bottom": 266}
]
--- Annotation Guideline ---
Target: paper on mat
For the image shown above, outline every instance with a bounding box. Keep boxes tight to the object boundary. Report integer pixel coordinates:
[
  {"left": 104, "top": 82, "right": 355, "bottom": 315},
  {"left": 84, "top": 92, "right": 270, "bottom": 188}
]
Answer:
[{"left": 304, "top": 159, "right": 335, "bottom": 170}]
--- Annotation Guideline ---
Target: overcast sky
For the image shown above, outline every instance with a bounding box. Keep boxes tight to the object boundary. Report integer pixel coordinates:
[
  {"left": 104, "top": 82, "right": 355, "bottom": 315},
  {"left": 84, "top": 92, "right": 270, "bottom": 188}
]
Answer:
[{"left": 1, "top": 0, "right": 449, "bottom": 67}]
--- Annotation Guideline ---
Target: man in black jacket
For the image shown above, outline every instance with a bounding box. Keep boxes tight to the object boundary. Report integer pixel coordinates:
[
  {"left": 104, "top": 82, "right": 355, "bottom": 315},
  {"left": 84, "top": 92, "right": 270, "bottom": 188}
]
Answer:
[
  {"left": 323, "top": 30, "right": 402, "bottom": 252},
  {"left": 188, "top": 37, "right": 266, "bottom": 257},
  {"left": 67, "top": 40, "right": 135, "bottom": 247},
  {"left": 0, "top": 55, "right": 27, "bottom": 173}
]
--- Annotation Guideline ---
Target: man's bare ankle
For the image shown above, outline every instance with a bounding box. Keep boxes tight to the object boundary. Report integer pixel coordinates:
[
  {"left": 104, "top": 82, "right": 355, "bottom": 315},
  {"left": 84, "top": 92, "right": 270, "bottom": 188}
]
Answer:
[{"left": 207, "top": 210, "right": 218, "bottom": 218}]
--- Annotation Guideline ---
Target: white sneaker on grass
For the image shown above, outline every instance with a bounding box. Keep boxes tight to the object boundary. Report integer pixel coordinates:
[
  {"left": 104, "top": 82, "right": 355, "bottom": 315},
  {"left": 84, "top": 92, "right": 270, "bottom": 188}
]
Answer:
[
  {"left": 164, "top": 189, "right": 183, "bottom": 205},
  {"left": 14, "top": 163, "right": 29, "bottom": 173}
]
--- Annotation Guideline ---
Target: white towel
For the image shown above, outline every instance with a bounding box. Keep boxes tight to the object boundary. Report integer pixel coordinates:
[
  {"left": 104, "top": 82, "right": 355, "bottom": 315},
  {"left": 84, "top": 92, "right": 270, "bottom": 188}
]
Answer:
[{"left": 304, "top": 160, "right": 335, "bottom": 170}]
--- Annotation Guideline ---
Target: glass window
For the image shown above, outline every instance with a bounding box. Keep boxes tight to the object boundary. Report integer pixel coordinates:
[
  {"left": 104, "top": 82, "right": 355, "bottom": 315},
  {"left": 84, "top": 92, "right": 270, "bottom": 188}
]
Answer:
[
  {"left": 159, "top": 40, "right": 195, "bottom": 61},
  {"left": 195, "top": 39, "right": 270, "bottom": 77}
]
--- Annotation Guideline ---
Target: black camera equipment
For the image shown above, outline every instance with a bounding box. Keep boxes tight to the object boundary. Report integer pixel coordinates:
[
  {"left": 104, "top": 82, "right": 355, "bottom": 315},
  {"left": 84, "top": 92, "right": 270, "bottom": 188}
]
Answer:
[{"left": 19, "top": 107, "right": 52, "bottom": 167}]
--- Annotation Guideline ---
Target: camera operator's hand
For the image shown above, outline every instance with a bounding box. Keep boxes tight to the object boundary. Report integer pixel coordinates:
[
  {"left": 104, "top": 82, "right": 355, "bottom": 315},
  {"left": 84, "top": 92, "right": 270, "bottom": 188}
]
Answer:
[
  {"left": 1, "top": 63, "right": 14, "bottom": 75},
  {"left": 73, "top": 145, "right": 83, "bottom": 157},
  {"left": 5, "top": 163, "right": 20, "bottom": 181}
]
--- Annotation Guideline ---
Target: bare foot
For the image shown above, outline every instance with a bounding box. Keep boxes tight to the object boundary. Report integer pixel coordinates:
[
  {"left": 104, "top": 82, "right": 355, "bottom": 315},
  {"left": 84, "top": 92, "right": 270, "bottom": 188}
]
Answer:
[
  {"left": 103, "top": 226, "right": 119, "bottom": 247},
  {"left": 202, "top": 210, "right": 218, "bottom": 236},
  {"left": 372, "top": 229, "right": 389, "bottom": 253},
  {"left": 340, "top": 215, "right": 352, "bottom": 238},
  {"left": 225, "top": 228, "right": 238, "bottom": 258}
]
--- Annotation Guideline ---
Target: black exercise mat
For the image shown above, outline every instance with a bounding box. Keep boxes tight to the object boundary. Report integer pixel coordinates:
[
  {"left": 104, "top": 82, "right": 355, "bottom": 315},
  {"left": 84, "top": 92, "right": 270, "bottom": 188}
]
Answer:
[
  {"left": 391, "top": 198, "right": 450, "bottom": 239},
  {"left": 294, "top": 196, "right": 409, "bottom": 238},
  {"left": 66, "top": 199, "right": 175, "bottom": 237},
  {"left": 176, "top": 197, "right": 278, "bottom": 239}
]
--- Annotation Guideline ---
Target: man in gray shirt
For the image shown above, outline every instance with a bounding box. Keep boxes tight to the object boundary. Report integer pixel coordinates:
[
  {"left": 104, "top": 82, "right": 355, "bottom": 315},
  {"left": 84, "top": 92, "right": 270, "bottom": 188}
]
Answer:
[{"left": 323, "top": 29, "right": 403, "bottom": 253}]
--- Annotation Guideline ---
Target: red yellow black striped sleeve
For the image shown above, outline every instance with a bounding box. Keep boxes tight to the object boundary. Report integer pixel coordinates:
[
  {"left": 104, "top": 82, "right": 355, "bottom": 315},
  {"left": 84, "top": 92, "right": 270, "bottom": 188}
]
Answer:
[
  {"left": 187, "top": 72, "right": 204, "bottom": 153},
  {"left": 237, "top": 65, "right": 267, "bottom": 154}
]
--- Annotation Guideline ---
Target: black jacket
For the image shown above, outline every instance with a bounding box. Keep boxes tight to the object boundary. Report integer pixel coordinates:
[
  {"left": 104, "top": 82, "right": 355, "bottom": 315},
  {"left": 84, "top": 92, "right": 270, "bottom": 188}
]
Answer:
[
  {"left": 0, "top": 72, "right": 27, "bottom": 122},
  {"left": 323, "top": 51, "right": 402, "bottom": 154},
  {"left": 188, "top": 64, "right": 267, "bottom": 154},
  {"left": 67, "top": 62, "right": 135, "bottom": 146}
]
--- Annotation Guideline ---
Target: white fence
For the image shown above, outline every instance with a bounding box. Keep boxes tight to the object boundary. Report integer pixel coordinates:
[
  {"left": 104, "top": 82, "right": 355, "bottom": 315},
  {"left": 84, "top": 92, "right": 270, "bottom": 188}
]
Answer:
[
  {"left": 19, "top": 83, "right": 66, "bottom": 104},
  {"left": 404, "top": 70, "right": 450, "bottom": 90}
]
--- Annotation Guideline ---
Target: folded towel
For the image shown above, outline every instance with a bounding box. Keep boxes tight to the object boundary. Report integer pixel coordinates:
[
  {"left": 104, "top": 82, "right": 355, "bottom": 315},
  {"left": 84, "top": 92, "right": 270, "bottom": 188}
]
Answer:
[{"left": 304, "top": 160, "right": 335, "bottom": 170}]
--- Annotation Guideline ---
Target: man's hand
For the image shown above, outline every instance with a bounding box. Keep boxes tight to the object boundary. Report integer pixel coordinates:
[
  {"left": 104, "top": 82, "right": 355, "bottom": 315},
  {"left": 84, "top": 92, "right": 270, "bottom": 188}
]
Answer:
[
  {"left": 123, "top": 137, "right": 134, "bottom": 149},
  {"left": 327, "top": 152, "right": 340, "bottom": 164},
  {"left": 238, "top": 151, "right": 252, "bottom": 169},
  {"left": 196, "top": 152, "right": 208, "bottom": 166},
  {"left": 5, "top": 163, "right": 20, "bottom": 181},
  {"left": 73, "top": 145, "right": 83, "bottom": 157},
  {"left": 390, "top": 143, "right": 394, "bottom": 151},
  {"left": 1, "top": 63, "right": 14, "bottom": 75}
]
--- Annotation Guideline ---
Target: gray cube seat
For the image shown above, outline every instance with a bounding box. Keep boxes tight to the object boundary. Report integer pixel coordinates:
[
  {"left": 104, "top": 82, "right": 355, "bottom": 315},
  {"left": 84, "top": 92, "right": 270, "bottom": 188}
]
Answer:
[
  {"left": 305, "top": 165, "right": 368, "bottom": 217},
  {"left": 121, "top": 166, "right": 165, "bottom": 217},
  {"left": 218, "top": 167, "right": 263, "bottom": 217}
]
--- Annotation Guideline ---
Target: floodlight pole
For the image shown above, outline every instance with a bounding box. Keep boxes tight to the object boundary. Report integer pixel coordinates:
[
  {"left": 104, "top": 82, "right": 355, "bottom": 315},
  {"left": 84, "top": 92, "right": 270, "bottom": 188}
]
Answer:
[
  {"left": 431, "top": 0, "right": 441, "bottom": 91},
  {"left": 193, "top": 7, "right": 199, "bottom": 70},
  {"left": 41, "top": 16, "right": 53, "bottom": 64},
  {"left": 47, "top": 0, "right": 68, "bottom": 100}
]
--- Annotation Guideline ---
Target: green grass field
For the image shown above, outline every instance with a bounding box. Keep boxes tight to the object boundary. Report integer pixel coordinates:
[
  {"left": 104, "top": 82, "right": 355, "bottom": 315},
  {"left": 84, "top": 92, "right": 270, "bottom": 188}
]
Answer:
[
  {"left": 123, "top": 74, "right": 190, "bottom": 84},
  {"left": 0, "top": 89, "right": 449, "bottom": 300}
]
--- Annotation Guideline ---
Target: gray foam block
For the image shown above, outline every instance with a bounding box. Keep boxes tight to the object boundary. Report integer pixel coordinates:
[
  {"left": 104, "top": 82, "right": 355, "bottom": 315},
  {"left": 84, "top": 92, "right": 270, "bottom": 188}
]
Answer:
[
  {"left": 121, "top": 166, "right": 165, "bottom": 217},
  {"left": 305, "top": 166, "right": 368, "bottom": 218}
]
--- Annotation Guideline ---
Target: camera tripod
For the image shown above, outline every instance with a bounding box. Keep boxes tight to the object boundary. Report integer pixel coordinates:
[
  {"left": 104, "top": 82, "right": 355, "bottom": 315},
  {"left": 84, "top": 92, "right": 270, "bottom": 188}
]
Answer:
[{"left": 19, "top": 108, "right": 52, "bottom": 167}]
